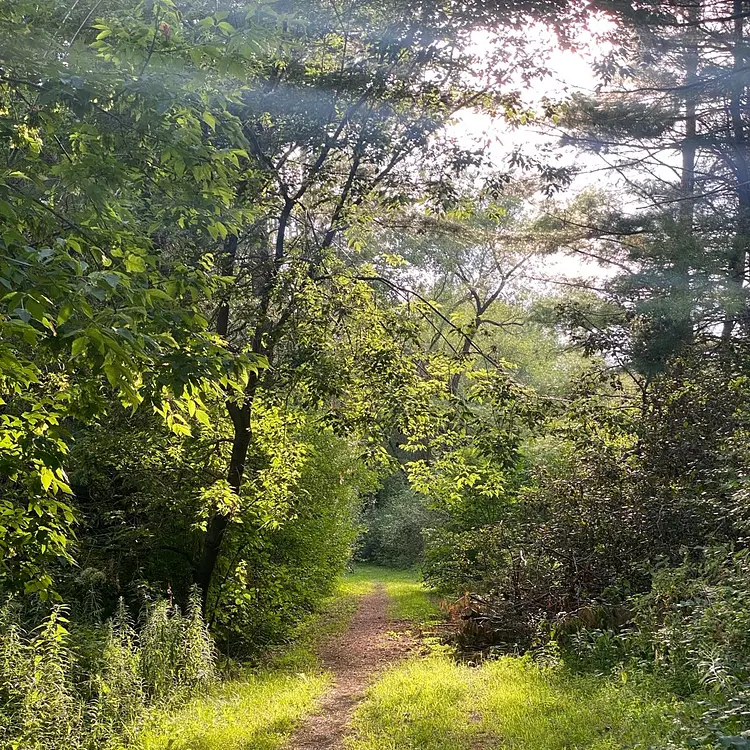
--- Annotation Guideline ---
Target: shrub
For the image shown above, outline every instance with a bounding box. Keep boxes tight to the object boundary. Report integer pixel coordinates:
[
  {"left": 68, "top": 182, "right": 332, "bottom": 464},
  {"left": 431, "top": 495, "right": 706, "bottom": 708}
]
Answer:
[
  {"left": 209, "top": 426, "right": 375, "bottom": 655},
  {"left": 631, "top": 547, "right": 750, "bottom": 693},
  {"left": 0, "top": 592, "right": 216, "bottom": 750},
  {"left": 0, "top": 603, "right": 82, "bottom": 750},
  {"left": 358, "top": 474, "right": 434, "bottom": 568}
]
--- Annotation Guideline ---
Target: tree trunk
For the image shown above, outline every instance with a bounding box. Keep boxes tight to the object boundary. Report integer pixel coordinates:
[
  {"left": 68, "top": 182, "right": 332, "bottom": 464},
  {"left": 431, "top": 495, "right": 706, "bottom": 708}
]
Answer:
[
  {"left": 196, "top": 223, "right": 281, "bottom": 613},
  {"left": 449, "top": 324, "right": 477, "bottom": 396},
  {"left": 195, "top": 232, "right": 261, "bottom": 613},
  {"left": 679, "top": 0, "right": 699, "bottom": 228},
  {"left": 723, "top": 0, "right": 750, "bottom": 339},
  {"left": 195, "top": 384, "right": 256, "bottom": 612}
]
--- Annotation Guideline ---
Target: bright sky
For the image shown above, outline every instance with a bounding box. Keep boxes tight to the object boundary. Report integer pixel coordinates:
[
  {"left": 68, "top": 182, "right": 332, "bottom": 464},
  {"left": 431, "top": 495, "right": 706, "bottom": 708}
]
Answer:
[{"left": 451, "top": 17, "right": 624, "bottom": 289}]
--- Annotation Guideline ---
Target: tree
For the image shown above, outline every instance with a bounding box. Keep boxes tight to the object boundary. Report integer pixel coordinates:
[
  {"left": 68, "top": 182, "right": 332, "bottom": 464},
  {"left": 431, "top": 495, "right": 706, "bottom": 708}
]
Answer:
[
  {"left": 184, "top": 0, "right": 562, "bottom": 603},
  {"left": 557, "top": 0, "right": 750, "bottom": 363},
  {"left": 0, "top": 0, "right": 262, "bottom": 595}
]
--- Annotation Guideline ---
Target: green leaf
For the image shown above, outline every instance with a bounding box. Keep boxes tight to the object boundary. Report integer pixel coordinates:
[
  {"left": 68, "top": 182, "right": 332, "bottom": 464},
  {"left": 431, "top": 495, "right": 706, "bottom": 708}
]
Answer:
[
  {"left": 125, "top": 254, "right": 147, "bottom": 273},
  {"left": 71, "top": 337, "right": 88, "bottom": 357},
  {"left": 40, "top": 467, "right": 54, "bottom": 491},
  {"left": 101, "top": 272, "right": 121, "bottom": 289},
  {"left": 25, "top": 298, "right": 46, "bottom": 322},
  {"left": 202, "top": 111, "right": 217, "bottom": 131},
  {"left": 57, "top": 301, "right": 74, "bottom": 327}
]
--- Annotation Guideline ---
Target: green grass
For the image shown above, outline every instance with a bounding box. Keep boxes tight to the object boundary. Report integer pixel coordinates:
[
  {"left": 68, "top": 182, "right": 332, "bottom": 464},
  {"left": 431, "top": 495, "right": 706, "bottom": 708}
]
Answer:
[
  {"left": 135, "top": 569, "right": 376, "bottom": 750},
  {"left": 346, "top": 564, "right": 441, "bottom": 624},
  {"left": 136, "top": 566, "right": 682, "bottom": 750},
  {"left": 339, "top": 565, "right": 378, "bottom": 597},
  {"left": 138, "top": 669, "right": 330, "bottom": 750},
  {"left": 346, "top": 655, "right": 681, "bottom": 750}
]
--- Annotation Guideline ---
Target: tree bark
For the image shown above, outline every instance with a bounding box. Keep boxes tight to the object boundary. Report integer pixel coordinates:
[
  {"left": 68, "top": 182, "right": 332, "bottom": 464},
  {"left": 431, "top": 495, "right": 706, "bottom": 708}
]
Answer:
[
  {"left": 680, "top": 0, "right": 699, "bottom": 228},
  {"left": 195, "top": 379, "right": 257, "bottom": 612},
  {"left": 723, "top": 0, "right": 750, "bottom": 339},
  {"left": 196, "top": 221, "right": 281, "bottom": 613}
]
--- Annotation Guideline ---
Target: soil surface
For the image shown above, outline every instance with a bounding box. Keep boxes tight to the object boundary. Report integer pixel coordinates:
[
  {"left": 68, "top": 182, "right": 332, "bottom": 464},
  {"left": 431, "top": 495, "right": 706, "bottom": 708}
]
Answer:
[{"left": 287, "top": 584, "right": 416, "bottom": 749}]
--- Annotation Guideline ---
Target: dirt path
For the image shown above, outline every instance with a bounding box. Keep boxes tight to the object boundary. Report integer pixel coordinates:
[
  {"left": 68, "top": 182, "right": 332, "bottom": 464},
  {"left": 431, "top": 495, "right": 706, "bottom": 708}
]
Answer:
[{"left": 287, "top": 584, "right": 415, "bottom": 750}]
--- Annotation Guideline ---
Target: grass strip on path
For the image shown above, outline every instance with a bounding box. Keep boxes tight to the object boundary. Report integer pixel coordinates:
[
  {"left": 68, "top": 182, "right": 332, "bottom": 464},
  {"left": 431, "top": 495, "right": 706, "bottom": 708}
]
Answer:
[{"left": 346, "top": 564, "right": 441, "bottom": 624}]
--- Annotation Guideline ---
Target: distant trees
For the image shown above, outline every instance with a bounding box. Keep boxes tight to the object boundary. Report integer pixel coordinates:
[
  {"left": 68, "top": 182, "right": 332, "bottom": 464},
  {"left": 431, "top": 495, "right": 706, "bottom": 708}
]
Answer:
[{"left": 559, "top": 0, "right": 750, "bottom": 363}]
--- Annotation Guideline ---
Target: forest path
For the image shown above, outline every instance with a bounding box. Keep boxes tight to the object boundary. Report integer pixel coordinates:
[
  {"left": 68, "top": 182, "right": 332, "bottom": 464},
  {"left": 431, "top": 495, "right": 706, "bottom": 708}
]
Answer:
[{"left": 286, "top": 582, "right": 417, "bottom": 750}]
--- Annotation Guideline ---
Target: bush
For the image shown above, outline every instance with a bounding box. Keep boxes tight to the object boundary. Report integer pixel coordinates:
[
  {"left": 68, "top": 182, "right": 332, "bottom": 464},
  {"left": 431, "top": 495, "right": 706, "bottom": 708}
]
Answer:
[
  {"left": 0, "top": 603, "right": 81, "bottom": 750},
  {"left": 67, "top": 400, "right": 375, "bottom": 658},
  {"left": 631, "top": 547, "right": 750, "bottom": 693},
  {"left": 358, "top": 474, "right": 433, "bottom": 568},
  {"left": 208, "top": 426, "right": 376, "bottom": 655},
  {"left": 0, "top": 590, "right": 216, "bottom": 750},
  {"left": 419, "top": 353, "right": 750, "bottom": 654}
]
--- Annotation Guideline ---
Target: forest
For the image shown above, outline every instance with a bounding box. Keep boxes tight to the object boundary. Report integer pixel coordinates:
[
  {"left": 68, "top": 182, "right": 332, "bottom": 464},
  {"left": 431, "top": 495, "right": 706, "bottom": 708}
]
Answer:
[{"left": 3, "top": 0, "right": 750, "bottom": 748}]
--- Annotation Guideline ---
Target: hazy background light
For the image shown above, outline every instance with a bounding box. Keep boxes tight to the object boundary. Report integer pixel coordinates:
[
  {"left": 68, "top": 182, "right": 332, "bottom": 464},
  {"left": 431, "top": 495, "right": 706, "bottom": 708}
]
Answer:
[{"left": 445, "top": 16, "right": 623, "bottom": 287}]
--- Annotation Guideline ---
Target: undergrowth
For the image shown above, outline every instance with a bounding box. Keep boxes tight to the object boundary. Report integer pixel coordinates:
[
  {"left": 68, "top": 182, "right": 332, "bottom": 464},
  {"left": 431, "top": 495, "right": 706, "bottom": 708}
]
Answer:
[
  {"left": 137, "top": 669, "right": 330, "bottom": 750},
  {"left": 135, "top": 568, "right": 374, "bottom": 749},
  {"left": 346, "top": 655, "right": 681, "bottom": 750},
  {"left": 0, "top": 589, "right": 215, "bottom": 750}
]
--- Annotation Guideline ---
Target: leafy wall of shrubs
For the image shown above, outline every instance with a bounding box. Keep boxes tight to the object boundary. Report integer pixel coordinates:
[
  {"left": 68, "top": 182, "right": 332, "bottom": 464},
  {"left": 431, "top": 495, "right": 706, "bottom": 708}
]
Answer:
[
  {"left": 64, "top": 406, "right": 374, "bottom": 657},
  {"left": 357, "top": 473, "right": 434, "bottom": 569}
]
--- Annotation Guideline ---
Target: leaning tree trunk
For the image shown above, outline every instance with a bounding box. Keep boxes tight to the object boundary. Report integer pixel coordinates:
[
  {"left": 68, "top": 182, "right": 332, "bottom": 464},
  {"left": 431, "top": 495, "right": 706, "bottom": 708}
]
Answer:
[
  {"left": 194, "top": 383, "right": 256, "bottom": 611},
  {"left": 195, "top": 231, "right": 268, "bottom": 612}
]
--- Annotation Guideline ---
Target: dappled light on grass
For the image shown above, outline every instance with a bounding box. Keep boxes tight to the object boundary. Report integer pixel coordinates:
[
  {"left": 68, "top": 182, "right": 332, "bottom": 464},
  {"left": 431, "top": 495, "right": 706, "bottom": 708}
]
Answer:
[
  {"left": 139, "top": 670, "right": 330, "bottom": 750},
  {"left": 346, "top": 565, "right": 441, "bottom": 624},
  {"left": 135, "top": 569, "right": 379, "bottom": 750},
  {"left": 346, "top": 656, "right": 679, "bottom": 750}
]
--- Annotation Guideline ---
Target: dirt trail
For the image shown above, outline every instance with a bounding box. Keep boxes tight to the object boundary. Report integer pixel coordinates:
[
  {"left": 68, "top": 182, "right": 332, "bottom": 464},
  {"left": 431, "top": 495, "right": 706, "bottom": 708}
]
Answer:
[{"left": 287, "top": 584, "right": 415, "bottom": 750}]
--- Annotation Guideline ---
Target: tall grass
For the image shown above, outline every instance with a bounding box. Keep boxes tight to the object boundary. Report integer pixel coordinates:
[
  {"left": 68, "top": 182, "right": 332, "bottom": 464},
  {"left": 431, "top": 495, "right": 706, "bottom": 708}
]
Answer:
[
  {"left": 0, "top": 588, "right": 216, "bottom": 750},
  {"left": 136, "top": 565, "right": 382, "bottom": 749}
]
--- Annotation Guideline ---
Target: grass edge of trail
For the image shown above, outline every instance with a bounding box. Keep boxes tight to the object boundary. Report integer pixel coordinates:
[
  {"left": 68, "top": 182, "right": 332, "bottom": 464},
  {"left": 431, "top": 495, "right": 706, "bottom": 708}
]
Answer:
[
  {"left": 343, "top": 564, "right": 442, "bottom": 624},
  {"left": 134, "top": 568, "right": 381, "bottom": 750},
  {"left": 339, "top": 569, "right": 686, "bottom": 750},
  {"left": 345, "top": 654, "right": 684, "bottom": 750}
]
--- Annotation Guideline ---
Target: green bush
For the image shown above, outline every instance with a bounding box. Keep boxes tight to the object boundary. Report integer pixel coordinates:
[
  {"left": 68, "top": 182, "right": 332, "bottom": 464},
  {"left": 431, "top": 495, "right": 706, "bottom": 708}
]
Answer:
[
  {"left": 358, "top": 474, "right": 434, "bottom": 568},
  {"left": 0, "top": 591, "right": 216, "bottom": 750},
  {"left": 208, "top": 426, "right": 376, "bottom": 655},
  {"left": 631, "top": 547, "right": 750, "bottom": 693},
  {"left": 66, "top": 400, "right": 376, "bottom": 658}
]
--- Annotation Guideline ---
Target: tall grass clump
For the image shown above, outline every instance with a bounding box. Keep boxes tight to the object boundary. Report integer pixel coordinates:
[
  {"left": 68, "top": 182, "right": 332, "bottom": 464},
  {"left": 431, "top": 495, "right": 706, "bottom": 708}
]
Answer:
[
  {"left": 0, "top": 588, "right": 216, "bottom": 750},
  {"left": 140, "top": 588, "right": 216, "bottom": 700}
]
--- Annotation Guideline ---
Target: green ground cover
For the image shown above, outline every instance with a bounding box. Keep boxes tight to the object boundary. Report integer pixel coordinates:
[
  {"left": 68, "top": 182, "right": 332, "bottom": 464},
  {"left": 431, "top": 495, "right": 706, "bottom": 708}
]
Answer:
[
  {"left": 136, "top": 572, "right": 372, "bottom": 750},
  {"left": 346, "top": 655, "right": 680, "bottom": 750},
  {"left": 137, "top": 566, "right": 686, "bottom": 750}
]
